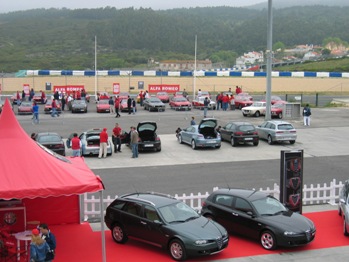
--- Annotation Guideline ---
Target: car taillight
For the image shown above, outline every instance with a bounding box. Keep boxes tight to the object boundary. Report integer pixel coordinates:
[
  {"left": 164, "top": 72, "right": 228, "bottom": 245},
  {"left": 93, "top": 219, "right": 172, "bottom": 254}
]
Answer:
[
  {"left": 253, "top": 131, "right": 258, "bottom": 135},
  {"left": 290, "top": 130, "right": 297, "bottom": 133},
  {"left": 54, "top": 144, "right": 64, "bottom": 148},
  {"left": 234, "top": 131, "right": 243, "bottom": 136},
  {"left": 197, "top": 134, "right": 204, "bottom": 138},
  {"left": 276, "top": 131, "right": 284, "bottom": 134},
  {"left": 155, "top": 137, "right": 160, "bottom": 141},
  {"left": 202, "top": 201, "right": 207, "bottom": 207}
]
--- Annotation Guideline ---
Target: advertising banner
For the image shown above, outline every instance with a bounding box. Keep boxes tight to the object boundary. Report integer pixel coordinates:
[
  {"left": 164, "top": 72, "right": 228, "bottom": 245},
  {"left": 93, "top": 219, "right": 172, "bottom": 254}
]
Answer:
[
  {"left": 280, "top": 150, "right": 304, "bottom": 214},
  {"left": 113, "top": 83, "right": 120, "bottom": 94},
  {"left": 53, "top": 85, "right": 85, "bottom": 95},
  {"left": 148, "top": 84, "right": 180, "bottom": 93}
]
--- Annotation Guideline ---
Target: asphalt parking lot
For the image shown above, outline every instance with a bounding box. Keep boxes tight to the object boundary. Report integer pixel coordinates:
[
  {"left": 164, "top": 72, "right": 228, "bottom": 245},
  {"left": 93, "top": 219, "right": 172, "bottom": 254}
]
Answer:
[{"left": 10, "top": 98, "right": 349, "bottom": 262}]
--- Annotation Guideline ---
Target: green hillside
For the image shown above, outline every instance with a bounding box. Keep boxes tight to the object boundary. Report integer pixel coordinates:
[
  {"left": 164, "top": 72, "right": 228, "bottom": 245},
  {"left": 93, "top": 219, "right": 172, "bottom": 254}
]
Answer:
[{"left": 0, "top": 6, "right": 348, "bottom": 72}]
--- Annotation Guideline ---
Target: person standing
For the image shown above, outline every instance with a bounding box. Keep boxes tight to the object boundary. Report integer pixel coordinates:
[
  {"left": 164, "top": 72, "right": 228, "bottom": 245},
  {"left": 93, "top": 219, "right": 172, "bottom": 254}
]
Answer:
[
  {"left": 98, "top": 128, "right": 108, "bottom": 158},
  {"left": 139, "top": 91, "right": 144, "bottom": 106},
  {"left": 197, "top": 89, "right": 202, "bottom": 97},
  {"left": 29, "top": 88, "right": 35, "bottom": 101},
  {"left": 16, "top": 90, "right": 21, "bottom": 105},
  {"left": 190, "top": 116, "right": 196, "bottom": 125},
  {"left": 41, "top": 90, "right": 46, "bottom": 104},
  {"left": 127, "top": 96, "right": 132, "bottom": 115},
  {"left": 108, "top": 96, "right": 115, "bottom": 114},
  {"left": 70, "top": 133, "right": 82, "bottom": 157},
  {"left": 51, "top": 99, "right": 58, "bottom": 117},
  {"left": 114, "top": 96, "right": 121, "bottom": 118},
  {"left": 130, "top": 126, "right": 139, "bottom": 158},
  {"left": 132, "top": 98, "right": 136, "bottom": 114},
  {"left": 203, "top": 96, "right": 210, "bottom": 118},
  {"left": 303, "top": 104, "right": 312, "bottom": 126},
  {"left": 61, "top": 94, "right": 66, "bottom": 111},
  {"left": 222, "top": 94, "right": 230, "bottom": 111},
  {"left": 216, "top": 92, "right": 223, "bottom": 110},
  {"left": 39, "top": 223, "right": 56, "bottom": 262},
  {"left": 112, "top": 123, "right": 122, "bottom": 153},
  {"left": 32, "top": 101, "right": 39, "bottom": 124},
  {"left": 30, "top": 228, "right": 51, "bottom": 262},
  {"left": 230, "top": 94, "right": 235, "bottom": 110},
  {"left": 22, "top": 90, "right": 26, "bottom": 101}
]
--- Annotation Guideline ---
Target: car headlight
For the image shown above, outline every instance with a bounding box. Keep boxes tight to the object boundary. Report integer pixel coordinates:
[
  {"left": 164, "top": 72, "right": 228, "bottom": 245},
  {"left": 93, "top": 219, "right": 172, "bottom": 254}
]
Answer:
[
  {"left": 284, "top": 231, "right": 297, "bottom": 236},
  {"left": 195, "top": 240, "right": 208, "bottom": 245}
]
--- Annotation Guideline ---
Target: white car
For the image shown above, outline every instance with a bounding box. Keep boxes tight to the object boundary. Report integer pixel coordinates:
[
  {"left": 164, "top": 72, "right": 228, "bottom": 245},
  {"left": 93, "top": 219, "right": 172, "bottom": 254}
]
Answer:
[
  {"left": 192, "top": 97, "right": 216, "bottom": 110},
  {"left": 242, "top": 101, "right": 266, "bottom": 117}
]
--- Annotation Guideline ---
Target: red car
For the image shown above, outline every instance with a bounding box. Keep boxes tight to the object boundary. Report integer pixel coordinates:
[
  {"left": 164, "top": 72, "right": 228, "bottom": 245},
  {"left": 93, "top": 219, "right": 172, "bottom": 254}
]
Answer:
[
  {"left": 156, "top": 92, "right": 170, "bottom": 103},
  {"left": 118, "top": 92, "right": 130, "bottom": 101},
  {"left": 44, "top": 99, "right": 62, "bottom": 114},
  {"left": 235, "top": 93, "right": 253, "bottom": 109},
  {"left": 33, "top": 92, "right": 47, "bottom": 104},
  {"left": 17, "top": 101, "right": 33, "bottom": 115},
  {"left": 169, "top": 96, "right": 192, "bottom": 111},
  {"left": 261, "top": 95, "right": 283, "bottom": 105},
  {"left": 271, "top": 101, "right": 288, "bottom": 119},
  {"left": 119, "top": 99, "right": 129, "bottom": 112},
  {"left": 96, "top": 99, "right": 110, "bottom": 113}
]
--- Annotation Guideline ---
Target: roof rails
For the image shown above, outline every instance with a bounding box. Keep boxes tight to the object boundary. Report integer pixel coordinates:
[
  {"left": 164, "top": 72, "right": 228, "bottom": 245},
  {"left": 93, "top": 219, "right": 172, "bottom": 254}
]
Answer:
[
  {"left": 120, "top": 192, "right": 177, "bottom": 206},
  {"left": 146, "top": 191, "right": 176, "bottom": 199}
]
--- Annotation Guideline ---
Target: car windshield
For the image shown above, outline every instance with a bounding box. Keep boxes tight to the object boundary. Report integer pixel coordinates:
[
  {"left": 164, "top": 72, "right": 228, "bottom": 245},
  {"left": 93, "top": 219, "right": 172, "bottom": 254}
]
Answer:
[
  {"left": 252, "top": 102, "right": 265, "bottom": 107},
  {"left": 99, "top": 100, "right": 109, "bottom": 104},
  {"left": 251, "top": 196, "right": 287, "bottom": 216},
  {"left": 158, "top": 202, "right": 199, "bottom": 223},
  {"left": 157, "top": 92, "right": 168, "bottom": 96},
  {"left": 175, "top": 97, "right": 187, "bottom": 102},
  {"left": 149, "top": 98, "right": 162, "bottom": 103},
  {"left": 21, "top": 102, "right": 32, "bottom": 106},
  {"left": 278, "top": 124, "right": 294, "bottom": 130},
  {"left": 238, "top": 125, "right": 255, "bottom": 132},
  {"left": 37, "top": 135, "right": 61, "bottom": 143}
]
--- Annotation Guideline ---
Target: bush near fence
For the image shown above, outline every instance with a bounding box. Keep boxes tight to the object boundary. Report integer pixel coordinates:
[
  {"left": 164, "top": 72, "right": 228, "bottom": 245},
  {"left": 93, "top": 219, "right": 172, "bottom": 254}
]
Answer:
[{"left": 82, "top": 179, "right": 343, "bottom": 221}]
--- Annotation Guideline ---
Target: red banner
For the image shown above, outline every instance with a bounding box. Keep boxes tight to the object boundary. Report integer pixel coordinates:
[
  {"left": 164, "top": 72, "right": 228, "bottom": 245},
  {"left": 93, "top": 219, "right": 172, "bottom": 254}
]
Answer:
[
  {"left": 113, "top": 83, "right": 120, "bottom": 94},
  {"left": 148, "top": 84, "right": 180, "bottom": 93},
  {"left": 54, "top": 85, "right": 85, "bottom": 95},
  {"left": 23, "top": 84, "right": 30, "bottom": 95}
]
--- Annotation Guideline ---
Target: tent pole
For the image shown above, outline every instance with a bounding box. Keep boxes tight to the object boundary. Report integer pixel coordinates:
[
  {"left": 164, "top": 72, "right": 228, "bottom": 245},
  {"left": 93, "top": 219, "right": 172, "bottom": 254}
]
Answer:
[{"left": 100, "top": 190, "right": 106, "bottom": 262}]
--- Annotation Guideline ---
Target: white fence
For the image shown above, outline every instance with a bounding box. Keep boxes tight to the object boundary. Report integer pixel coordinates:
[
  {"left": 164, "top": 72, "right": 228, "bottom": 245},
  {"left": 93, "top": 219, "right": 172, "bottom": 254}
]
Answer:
[{"left": 82, "top": 179, "right": 344, "bottom": 221}]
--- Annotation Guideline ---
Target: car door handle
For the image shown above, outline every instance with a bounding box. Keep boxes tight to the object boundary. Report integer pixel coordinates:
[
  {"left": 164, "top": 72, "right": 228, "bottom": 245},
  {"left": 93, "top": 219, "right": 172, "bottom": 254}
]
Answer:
[
  {"left": 140, "top": 221, "right": 147, "bottom": 225},
  {"left": 232, "top": 212, "right": 238, "bottom": 216}
]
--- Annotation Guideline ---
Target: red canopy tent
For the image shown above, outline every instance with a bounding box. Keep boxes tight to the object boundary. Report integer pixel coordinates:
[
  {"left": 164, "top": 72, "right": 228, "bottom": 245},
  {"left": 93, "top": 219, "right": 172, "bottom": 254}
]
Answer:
[{"left": 0, "top": 99, "right": 107, "bottom": 261}]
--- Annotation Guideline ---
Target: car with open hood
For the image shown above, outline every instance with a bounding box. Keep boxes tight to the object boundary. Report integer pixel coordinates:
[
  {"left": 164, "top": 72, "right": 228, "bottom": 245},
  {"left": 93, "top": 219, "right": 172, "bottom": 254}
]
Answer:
[
  {"left": 67, "top": 128, "right": 112, "bottom": 156},
  {"left": 70, "top": 99, "right": 88, "bottom": 113},
  {"left": 137, "top": 121, "right": 161, "bottom": 152},
  {"left": 104, "top": 192, "right": 229, "bottom": 261},
  {"left": 201, "top": 188, "right": 316, "bottom": 250},
  {"left": 191, "top": 97, "right": 216, "bottom": 110},
  {"left": 178, "top": 118, "right": 221, "bottom": 150}
]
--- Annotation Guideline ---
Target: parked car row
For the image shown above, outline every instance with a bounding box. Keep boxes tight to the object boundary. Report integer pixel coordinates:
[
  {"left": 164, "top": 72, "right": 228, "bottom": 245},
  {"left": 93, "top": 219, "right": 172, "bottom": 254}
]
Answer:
[{"left": 177, "top": 119, "right": 297, "bottom": 150}]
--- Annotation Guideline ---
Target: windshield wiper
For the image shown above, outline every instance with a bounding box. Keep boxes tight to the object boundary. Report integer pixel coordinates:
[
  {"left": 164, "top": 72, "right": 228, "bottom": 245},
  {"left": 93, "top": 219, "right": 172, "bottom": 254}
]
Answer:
[
  {"left": 169, "top": 220, "right": 186, "bottom": 224},
  {"left": 185, "top": 216, "right": 199, "bottom": 222}
]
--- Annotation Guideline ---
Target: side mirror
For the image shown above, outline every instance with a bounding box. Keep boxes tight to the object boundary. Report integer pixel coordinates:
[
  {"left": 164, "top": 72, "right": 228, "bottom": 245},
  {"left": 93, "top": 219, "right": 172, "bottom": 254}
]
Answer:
[{"left": 246, "top": 211, "right": 255, "bottom": 218}]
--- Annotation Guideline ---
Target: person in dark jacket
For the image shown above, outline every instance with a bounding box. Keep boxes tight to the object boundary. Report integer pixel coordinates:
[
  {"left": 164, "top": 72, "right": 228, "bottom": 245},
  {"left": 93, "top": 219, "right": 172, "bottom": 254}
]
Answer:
[
  {"left": 39, "top": 223, "right": 56, "bottom": 262},
  {"left": 303, "top": 104, "right": 312, "bottom": 126},
  {"left": 127, "top": 96, "right": 132, "bottom": 115}
]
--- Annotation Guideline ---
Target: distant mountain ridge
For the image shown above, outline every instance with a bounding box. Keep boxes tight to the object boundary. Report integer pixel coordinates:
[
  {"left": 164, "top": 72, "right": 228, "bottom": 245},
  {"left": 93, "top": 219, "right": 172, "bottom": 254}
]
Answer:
[{"left": 249, "top": 0, "right": 349, "bottom": 9}]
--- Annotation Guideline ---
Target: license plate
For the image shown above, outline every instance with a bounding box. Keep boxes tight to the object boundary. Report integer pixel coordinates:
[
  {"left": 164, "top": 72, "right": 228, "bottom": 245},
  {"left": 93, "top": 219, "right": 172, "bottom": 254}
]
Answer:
[
  {"left": 244, "top": 138, "right": 253, "bottom": 141},
  {"left": 144, "top": 144, "right": 154, "bottom": 147},
  {"left": 207, "top": 141, "right": 216, "bottom": 144}
]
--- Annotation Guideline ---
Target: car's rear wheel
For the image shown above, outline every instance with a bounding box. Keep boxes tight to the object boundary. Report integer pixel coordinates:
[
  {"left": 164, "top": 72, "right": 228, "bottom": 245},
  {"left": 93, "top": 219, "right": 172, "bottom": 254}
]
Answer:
[
  {"left": 344, "top": 219, "right": 349, "bottom": 236},
  {"left": 178, "top": 135, "right": 183, "bottom": 144},
  {"left": 253, "top": 141, "right": 259, "bottom": 146},
  {"left": 267, "top": 135, "right": 273, "bottom": 145},
  {"left": 112, "top": 223, "right": 128, "bottom": 244},
  {"left": 231, "top": 137, "right": 236, "bottom": 147},
  {"left": 278, "top": 113, "right": 283, "bottom": 119},
  {"left": 191, "top": 140, "right": 197, "bottom": 150},
  {"left": 255, "top": 111, "right": 260, "bottom": 117},
  {"left": 169, "top": 239, "right": 187, "bottom": 261},
  {"left": 260, "top": 230, "right": 277, "bottom": 250},
  {"left": 290, "top": 140, "right": 295, "bottom": 144}
]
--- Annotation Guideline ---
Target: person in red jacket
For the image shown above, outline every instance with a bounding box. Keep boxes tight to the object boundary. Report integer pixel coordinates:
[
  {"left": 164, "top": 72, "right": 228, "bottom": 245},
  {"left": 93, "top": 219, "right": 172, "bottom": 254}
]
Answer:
[
  {"left": 98, "top": 128, "right": 109, "bottom": 158},
  {"left": 70, "top": 133, "right": 82, "bottom": 157},
  {"left": 114, "top": 96, "right": 121, "bottom": 117},
  {"left": 222, "top": 94, "right": 230, "bottom": 111}
]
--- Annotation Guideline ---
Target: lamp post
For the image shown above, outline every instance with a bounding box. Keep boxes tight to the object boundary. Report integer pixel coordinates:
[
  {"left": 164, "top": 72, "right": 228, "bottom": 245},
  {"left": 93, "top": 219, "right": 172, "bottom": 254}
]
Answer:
[
  {"left": 128, "top": 71, "right": 131, "bottom": 93},
  {"left": 265, "top": 0, "right": 273, "bottom": 120}
]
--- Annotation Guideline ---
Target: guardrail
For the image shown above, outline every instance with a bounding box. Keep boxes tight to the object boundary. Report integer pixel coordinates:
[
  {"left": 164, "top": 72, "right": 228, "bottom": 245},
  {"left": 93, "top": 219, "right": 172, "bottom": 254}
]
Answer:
[{"left": 82, "top": 178, "right": 343, "bottom": 221}]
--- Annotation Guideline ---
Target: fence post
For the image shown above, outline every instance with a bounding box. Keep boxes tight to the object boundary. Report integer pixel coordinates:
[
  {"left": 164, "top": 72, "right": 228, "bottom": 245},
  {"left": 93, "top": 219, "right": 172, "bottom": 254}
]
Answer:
[
  {"left": 315, "top": 93, "right": 319, "bottom": 107},
  {"left": 329, "top": 179, "right": 336, "bottom": 205}
]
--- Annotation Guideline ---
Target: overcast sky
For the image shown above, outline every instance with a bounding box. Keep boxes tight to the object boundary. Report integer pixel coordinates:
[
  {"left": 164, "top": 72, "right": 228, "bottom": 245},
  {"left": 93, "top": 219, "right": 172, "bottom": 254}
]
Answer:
[{"left": 0, "top": 0, "right": 265, "bottom": 13}]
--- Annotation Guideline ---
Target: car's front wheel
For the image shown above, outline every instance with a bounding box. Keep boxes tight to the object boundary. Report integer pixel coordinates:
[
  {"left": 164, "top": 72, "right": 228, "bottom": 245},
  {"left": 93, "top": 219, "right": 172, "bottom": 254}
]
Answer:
[
  {"left": 169, "top": 239, "right": 187, "bottom": 261},
  {"left": 260, "top": 230, "right": 277, "bottom": 250},
  {"left": 191, "top": 140, "right": 197, "bottom": 150},
  {"left": 112, "top": 223, "right": 128, "bottom": 244},
  {"left": 255, "top": 111, "right": 260, "bottom": 117},
  {"left": 278, "top": 113, "right": 283, "bottom": 119}
]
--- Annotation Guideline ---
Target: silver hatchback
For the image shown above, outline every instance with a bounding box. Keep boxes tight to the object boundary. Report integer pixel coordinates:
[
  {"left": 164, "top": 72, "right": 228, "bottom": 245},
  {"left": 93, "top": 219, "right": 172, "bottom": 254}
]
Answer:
[{"left": 256, "top": 120, "right": 297, "bottom": 145}]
